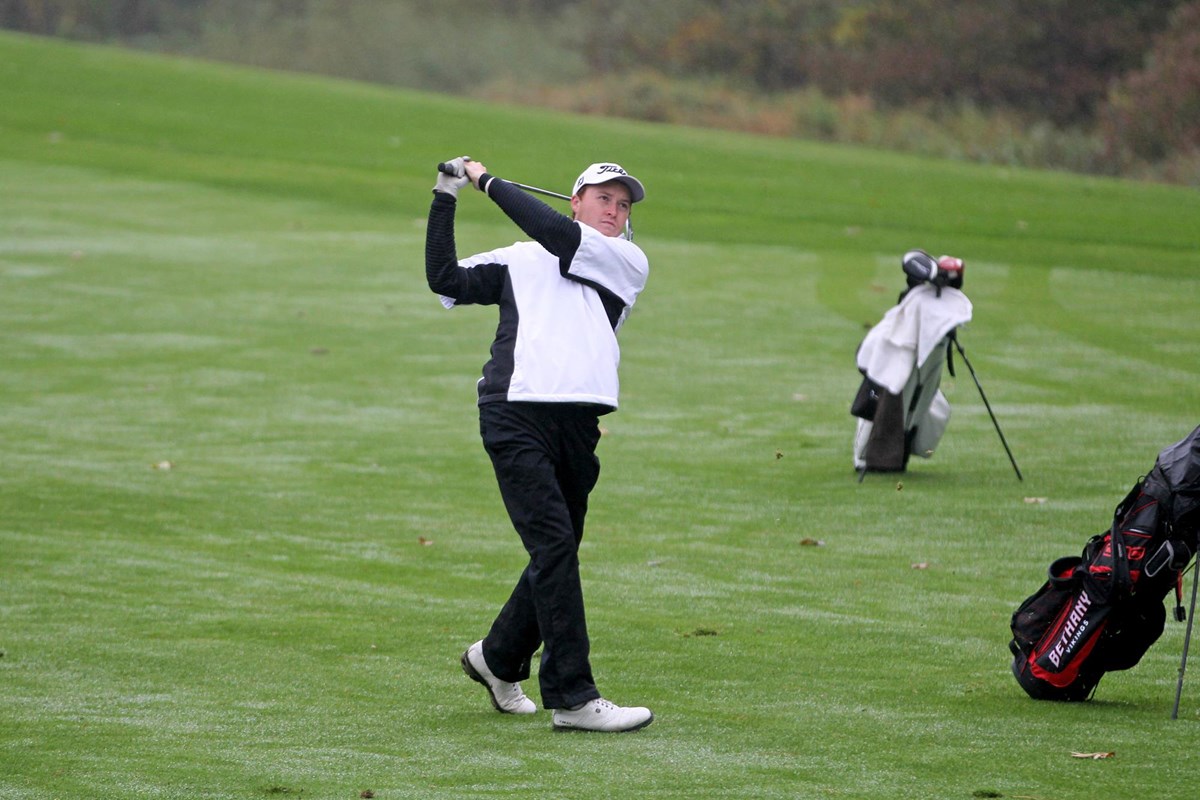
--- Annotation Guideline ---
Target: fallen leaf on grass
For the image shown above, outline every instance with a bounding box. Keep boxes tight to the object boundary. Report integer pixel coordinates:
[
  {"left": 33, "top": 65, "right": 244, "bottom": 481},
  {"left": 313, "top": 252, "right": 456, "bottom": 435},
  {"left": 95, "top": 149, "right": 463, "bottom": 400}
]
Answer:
[
  {"left": 417, "top": 536, "right": 433, "bottom": 546},
  {"left": 1071, "top": 751, "right": 1115, "bottom": 760},
  {"left": 912, "top": 562, "right": 929, "bottom": 570},
  {"left": 1024, "top": 497, "right": 1047, "bottom": 504},
  {"left": 775, "top": 450, "right": 784, "bottom": 459},
  {"left": 896, "top": 482, "right": 904, "bottom": 491},
  {"left": 152, "top": 461, "right": 173, "bottom": 470},
  {"left": 361, "top": 792, "right": 375, "bottom": 799},
  {"left": 799, "top": 538, "right": 825, "bottom": 547}
]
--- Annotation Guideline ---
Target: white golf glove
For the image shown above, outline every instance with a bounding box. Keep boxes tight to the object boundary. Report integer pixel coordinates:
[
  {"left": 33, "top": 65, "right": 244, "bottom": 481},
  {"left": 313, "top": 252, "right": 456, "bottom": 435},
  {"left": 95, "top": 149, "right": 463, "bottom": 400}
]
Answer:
[{"left": 434, "top": 157, "right": 470, "bottom": 198}]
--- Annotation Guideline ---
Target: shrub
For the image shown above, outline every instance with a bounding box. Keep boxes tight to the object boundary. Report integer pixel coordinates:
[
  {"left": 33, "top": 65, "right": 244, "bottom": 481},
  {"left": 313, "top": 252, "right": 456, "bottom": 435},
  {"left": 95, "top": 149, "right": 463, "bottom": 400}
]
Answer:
[{"left": 1101, "top": 1, "right": 1200, "bottom": 164}]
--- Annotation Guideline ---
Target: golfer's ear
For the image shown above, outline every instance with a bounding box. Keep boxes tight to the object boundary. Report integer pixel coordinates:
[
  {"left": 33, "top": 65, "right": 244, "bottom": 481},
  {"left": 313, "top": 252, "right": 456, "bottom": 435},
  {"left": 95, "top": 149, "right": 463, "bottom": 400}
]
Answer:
[{"left": 570, "top": 194, "right": 581, "bottom": 218}]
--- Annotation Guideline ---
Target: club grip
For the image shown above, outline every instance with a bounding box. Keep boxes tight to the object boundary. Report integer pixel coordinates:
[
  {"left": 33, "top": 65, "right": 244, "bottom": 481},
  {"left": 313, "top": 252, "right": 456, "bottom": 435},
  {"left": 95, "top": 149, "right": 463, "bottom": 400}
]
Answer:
[{"left": 438, "top": 159, "right": 471, "bottom": 175}]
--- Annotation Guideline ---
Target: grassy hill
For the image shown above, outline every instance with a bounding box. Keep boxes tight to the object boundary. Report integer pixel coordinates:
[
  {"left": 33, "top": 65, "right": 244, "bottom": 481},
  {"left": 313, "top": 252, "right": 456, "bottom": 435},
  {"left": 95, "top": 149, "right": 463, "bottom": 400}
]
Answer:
[{"left": 2, "top": 30, "right": 1199, "bottom": 800}]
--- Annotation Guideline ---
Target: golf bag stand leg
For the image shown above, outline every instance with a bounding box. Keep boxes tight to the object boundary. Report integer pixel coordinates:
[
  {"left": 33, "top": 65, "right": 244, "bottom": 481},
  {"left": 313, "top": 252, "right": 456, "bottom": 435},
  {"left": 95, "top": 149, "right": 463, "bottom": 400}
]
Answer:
[
  {"left": 1172, "top": 563, "right": 1200, "bottom": 719},
  {"left": 949, "top": 332, "right": 1023, "bottom": 481}
]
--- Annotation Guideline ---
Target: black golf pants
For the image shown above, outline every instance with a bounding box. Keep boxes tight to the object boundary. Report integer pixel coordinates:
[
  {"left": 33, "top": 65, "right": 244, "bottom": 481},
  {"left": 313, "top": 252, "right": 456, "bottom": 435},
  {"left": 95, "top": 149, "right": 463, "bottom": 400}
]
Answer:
[{"left": 478, "top": 401, "right": 603, "bottom": 711}]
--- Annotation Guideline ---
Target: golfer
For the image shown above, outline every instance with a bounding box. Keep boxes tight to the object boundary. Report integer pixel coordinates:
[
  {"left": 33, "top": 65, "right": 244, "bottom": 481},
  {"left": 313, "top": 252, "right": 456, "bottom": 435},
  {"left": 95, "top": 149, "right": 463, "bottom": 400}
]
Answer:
[{"left": 425, "top": 156, "right": 653, "bottom": 732}]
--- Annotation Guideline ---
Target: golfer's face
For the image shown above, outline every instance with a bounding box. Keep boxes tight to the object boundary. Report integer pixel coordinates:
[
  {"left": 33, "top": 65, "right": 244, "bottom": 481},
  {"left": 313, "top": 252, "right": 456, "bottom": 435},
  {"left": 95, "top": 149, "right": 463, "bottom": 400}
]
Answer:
[{"left": 572, "top": 182, "right": 632, "bottom": 238}]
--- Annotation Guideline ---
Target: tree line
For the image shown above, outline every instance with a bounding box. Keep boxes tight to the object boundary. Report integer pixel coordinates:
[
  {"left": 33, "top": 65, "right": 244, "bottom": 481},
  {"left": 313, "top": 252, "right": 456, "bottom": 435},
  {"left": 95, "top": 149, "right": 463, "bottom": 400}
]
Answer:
[{"left": 3, "top": 0, "right": 1198, "bottom": 183}]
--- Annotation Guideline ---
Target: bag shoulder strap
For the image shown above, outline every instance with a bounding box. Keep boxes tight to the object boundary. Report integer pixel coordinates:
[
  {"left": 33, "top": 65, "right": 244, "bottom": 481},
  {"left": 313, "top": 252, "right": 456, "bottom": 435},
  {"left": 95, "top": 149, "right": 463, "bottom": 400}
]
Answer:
[{"left": 1108, "top": 481, "right": 1145, "bottom": 595}]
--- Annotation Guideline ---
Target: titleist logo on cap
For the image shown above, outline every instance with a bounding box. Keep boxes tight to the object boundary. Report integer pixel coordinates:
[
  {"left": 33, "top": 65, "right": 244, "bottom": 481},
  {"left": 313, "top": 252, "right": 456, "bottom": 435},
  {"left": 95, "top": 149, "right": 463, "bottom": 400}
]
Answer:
[
  {"left": 575, "top": 164, "right": 627, "bottom": 191},
  {"left": 572, "top": 163, "right": 645, "bottom": 202}
]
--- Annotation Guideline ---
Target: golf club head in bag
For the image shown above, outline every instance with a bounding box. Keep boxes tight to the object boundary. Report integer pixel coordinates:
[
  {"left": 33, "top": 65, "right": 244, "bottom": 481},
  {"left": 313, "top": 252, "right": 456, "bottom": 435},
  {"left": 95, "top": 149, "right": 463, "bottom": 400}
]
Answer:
[{"left": 902, "top": 249, "right": 964, "bottom": 296}]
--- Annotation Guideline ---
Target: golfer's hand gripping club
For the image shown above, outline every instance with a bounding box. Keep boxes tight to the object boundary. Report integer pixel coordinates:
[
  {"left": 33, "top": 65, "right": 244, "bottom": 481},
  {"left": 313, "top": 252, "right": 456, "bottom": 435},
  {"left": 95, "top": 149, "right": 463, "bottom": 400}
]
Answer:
[{"left": 434, "top": 157, "right": 471, "bottom": 198}]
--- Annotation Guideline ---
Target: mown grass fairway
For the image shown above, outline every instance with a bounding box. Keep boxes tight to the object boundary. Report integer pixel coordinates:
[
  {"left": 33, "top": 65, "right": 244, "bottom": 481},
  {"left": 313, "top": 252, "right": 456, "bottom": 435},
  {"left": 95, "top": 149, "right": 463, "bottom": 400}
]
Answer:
[{"left": 2, "top": 31, "right": 1199, "bottom": 800}]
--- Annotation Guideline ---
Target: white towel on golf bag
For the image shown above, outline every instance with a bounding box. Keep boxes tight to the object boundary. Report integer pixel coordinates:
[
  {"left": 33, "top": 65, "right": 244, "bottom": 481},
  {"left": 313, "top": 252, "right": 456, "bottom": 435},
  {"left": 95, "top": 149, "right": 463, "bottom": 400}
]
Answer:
[{"left": 855, "top": 283, "right": 972, "bottom": 395}]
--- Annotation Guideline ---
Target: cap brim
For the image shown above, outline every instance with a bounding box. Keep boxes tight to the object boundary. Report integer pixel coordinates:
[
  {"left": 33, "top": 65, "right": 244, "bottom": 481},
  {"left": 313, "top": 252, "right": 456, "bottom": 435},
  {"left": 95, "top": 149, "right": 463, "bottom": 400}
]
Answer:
[
  {"left": 616, "top": 176, "right": 645, "bottom": 203},
  {"left": 574, "top": 174, "right": 645, "bottom": 203}
]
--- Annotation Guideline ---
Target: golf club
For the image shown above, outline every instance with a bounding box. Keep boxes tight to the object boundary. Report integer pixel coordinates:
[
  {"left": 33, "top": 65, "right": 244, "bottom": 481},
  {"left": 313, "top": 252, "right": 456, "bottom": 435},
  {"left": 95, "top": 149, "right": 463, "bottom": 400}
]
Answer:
[
  {"left": 949, "top": 331, "right": 1023, "bottom": 481},
  {"left": 437, "top": 162, "right": 633, "bottom": 241}
]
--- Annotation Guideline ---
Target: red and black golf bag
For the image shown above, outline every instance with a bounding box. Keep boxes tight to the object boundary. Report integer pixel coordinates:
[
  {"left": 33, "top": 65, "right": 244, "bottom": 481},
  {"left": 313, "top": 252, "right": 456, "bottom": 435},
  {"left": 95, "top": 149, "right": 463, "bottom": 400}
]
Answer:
[{"left": 1009, "top": 423, "right": 1200, "bottom": 701}]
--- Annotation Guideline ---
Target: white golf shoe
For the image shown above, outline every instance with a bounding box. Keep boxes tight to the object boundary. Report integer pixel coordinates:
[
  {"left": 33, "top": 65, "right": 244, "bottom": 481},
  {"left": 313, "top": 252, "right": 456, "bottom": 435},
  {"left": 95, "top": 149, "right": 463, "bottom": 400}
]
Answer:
[
  {"left": 552, "top": 698, "right": 654, "bottom": 732},
  {"left": 461, "top": 640, "right": 536, "bottom": 715}
]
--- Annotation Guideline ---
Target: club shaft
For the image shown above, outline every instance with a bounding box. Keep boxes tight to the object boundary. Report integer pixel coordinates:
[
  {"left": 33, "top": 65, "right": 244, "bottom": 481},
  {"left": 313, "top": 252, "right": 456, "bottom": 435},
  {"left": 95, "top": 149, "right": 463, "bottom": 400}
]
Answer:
[
  {"left": 437, "top": 162, "right": 571, "bottom": 202},
  {"left": 510, "top": 182, "right": 571, "bottom": 202}
]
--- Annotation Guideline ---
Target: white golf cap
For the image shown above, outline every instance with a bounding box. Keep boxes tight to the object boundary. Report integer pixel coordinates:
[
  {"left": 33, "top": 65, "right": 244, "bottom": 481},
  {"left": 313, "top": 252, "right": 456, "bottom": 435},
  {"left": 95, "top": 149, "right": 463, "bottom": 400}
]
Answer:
[{"left": 571, "top": 163, "right": 645, "bottom": 203}]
